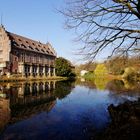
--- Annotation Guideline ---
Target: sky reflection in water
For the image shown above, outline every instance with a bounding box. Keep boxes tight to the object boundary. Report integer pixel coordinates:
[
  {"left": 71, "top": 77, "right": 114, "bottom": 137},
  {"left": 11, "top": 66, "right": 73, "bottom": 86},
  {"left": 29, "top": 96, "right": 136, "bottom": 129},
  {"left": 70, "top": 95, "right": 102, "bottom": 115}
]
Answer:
[{"left": 0, "top": 80, "right": 139, "bottom": 140}]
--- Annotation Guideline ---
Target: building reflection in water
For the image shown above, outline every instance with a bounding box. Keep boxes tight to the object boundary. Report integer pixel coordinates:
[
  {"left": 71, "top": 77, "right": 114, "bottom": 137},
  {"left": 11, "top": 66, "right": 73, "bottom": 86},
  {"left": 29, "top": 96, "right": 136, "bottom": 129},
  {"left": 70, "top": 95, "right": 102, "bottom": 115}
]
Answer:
[
  {"left": 0, "top": 97, "right": 10, "bottom": 131},
  {"left": 0, "top": 80, "right": 60, "bottom": 130}
]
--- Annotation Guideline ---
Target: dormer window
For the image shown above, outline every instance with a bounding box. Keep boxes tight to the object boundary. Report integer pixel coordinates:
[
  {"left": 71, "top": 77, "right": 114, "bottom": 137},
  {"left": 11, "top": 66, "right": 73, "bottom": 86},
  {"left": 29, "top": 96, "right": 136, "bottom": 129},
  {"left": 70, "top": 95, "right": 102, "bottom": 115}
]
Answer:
[
  {"left": 41, "top": 49, "right": 45, "bottom": 52},
  {"left": 35, "top": 48, "right": 39, "bottom": 51},
  {"left": 29, "top": 46, "right": 33, "bottom": 50},
  {"left": 21, "top": 44, "right": 27, "bottom": 48}
]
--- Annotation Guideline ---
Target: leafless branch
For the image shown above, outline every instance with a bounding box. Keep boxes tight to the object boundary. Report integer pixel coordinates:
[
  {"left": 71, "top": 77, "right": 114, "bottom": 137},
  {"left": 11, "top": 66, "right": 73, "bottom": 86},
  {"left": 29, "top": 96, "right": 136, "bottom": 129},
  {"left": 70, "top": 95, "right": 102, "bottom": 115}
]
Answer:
[{"left": 60, "top": 0, "right": 140, "bottom": 60}]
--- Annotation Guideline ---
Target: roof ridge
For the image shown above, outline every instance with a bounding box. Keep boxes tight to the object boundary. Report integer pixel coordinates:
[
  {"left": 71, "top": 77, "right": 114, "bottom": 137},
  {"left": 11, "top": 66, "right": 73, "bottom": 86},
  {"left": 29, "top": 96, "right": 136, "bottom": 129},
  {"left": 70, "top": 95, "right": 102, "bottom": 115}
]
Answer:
[{"left": 7, "top": 31, "right": 46, "bottom": 45}]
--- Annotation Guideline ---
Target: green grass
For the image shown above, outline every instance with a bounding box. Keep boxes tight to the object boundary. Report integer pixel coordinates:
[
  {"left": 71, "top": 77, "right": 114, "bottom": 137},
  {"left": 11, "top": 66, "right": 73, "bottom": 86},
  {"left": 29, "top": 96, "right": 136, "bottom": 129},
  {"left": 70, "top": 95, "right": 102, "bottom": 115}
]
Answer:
[
  {"left": 0, "top": 75, "right": 67, "bottom": 82},
  {"left": 83, "top": 72, "right": 95, "bottom": 81}
]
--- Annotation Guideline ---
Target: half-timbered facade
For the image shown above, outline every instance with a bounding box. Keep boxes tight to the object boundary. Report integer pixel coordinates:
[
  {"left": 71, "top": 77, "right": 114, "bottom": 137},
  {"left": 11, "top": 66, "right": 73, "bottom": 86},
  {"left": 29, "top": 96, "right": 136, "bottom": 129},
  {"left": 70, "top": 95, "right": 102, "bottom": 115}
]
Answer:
[{"left": 0, "top": 25, "right": 56, "bottom": 77}]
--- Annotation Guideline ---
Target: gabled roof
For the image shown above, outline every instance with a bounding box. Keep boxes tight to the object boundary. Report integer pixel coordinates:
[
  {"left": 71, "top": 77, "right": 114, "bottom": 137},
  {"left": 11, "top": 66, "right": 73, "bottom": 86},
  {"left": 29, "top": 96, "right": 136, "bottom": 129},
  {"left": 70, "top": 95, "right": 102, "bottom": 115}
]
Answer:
[{"left": 7, "top": 31, "right": 56, "bottom": 56}]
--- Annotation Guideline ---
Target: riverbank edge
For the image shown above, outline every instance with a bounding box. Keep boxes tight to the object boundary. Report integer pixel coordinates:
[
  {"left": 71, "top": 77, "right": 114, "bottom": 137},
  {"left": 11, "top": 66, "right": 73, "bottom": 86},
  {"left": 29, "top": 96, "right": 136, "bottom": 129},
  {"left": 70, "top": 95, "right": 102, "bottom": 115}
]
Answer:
[
  {"left": 0, "top": 76, "right": 68, "bottom": 82},
  {"left": 95, "top": 98, "right": 140, "bottom": 140}
]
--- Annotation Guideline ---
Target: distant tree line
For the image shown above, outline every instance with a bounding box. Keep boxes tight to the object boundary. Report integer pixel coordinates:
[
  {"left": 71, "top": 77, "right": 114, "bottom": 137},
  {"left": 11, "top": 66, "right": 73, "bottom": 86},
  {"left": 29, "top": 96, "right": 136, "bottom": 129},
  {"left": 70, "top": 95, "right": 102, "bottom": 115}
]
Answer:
[
  {"left": 105, "top": 56, "right": 140, "bottom": 75},
  {"left": 75, "top": 55, "right": 140, "bottom": 81}
]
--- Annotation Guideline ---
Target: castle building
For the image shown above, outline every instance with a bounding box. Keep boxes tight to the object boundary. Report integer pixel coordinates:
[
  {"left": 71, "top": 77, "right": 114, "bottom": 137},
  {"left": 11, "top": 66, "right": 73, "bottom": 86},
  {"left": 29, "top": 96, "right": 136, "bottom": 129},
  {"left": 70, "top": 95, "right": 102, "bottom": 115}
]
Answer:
[{"left": 0, "top": 25, "right": 56, "bottom": 77}]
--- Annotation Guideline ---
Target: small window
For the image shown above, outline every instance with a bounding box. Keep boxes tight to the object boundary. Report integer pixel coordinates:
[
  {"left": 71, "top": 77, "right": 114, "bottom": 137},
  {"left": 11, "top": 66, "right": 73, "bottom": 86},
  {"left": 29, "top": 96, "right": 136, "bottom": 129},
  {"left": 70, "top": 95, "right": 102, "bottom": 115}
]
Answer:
[
  {"left": 32, "top": 43, "right": 35, "bottom": 46},
  {"left": 18, "top": 39, "right": 22, "bottom": 41},
  {"left": 41, "top": 49, "right": 45, "bottom": 52},
  {"left": 29, "top": 46, "right": 33, "bottom": 50},
  {"left": 35, "top": 48, "right": 40, "bottom": 51},
  {"left": 26, "top": 41, "right": 29, "bottom": 44},
  {"left": 21, "top": 44, "right": 27, "bottom": 48}
]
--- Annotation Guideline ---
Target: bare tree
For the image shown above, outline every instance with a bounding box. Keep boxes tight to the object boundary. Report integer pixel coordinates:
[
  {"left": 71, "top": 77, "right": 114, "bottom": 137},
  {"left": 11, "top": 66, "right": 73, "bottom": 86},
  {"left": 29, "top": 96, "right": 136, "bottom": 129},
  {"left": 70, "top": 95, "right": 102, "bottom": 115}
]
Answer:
[{"left": 61, "top": 0, "right": 140, "bottom": 61}]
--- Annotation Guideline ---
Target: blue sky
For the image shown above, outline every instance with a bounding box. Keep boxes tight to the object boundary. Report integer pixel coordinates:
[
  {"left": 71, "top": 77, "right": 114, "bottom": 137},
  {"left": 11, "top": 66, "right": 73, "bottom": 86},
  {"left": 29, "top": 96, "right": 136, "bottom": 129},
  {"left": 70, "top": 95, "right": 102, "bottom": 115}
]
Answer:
[
  {"left": 0, "top": 0, "right": 82, "bottom": 63},
  {"left": 0, "top": 0, "right": 107, "bottom": 64}
]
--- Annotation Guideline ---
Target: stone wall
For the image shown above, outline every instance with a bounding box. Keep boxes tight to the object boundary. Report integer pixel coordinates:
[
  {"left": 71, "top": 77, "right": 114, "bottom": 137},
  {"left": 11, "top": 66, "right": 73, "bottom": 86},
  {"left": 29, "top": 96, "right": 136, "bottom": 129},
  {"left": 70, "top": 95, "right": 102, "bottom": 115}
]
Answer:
[{"left": 0, "top": 26, "right": 11, "bottom": 74}]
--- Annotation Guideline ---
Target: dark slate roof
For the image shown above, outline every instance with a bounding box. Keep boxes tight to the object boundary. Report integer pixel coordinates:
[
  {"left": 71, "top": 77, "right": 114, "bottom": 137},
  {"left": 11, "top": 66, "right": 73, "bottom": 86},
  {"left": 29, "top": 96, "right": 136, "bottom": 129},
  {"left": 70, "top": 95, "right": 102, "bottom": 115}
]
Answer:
[{"left": 7, "top": 32, "right": 56, "bottom": 56}]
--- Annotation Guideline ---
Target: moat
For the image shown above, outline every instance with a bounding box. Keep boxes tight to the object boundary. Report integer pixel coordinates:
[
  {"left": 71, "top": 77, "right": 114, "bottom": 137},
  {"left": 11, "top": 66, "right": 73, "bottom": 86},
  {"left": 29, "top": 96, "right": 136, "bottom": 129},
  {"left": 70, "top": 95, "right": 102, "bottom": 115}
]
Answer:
[{"left": 0, "top": 79, "right": 140, "bottom": 140}]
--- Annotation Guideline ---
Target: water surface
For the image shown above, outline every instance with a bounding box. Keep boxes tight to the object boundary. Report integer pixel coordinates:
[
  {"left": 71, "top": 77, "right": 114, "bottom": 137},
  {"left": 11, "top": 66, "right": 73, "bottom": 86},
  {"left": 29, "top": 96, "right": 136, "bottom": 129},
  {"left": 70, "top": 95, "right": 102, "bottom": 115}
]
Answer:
[{"left": 0, "top": 79, "right": 139, "bottom": 140}]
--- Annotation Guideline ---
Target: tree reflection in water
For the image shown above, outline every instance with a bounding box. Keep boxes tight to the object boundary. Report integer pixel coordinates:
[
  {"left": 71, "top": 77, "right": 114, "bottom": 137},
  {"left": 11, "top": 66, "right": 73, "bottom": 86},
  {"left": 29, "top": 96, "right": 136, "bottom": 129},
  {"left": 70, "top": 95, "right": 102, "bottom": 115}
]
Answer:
[
  {"left": 54, "top": 80, "right": 75, "bottom": 99},
  {"left": 0, "top": 79, "right": 139, "bottom": 140},
  {"left": 106, "top": 79, "right": 140, "bottom": 94},
  {"left": 80, "top": 76, "right": 140, "bottom": 92}
]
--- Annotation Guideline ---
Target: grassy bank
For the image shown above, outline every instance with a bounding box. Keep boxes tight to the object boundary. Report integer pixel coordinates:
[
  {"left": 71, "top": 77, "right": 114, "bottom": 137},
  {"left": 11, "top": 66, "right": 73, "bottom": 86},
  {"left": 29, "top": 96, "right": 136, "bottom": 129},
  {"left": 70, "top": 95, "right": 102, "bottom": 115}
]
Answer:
[
  {"left": 83, "top": 72, "right": 121, "bottom": 81},
  {"left": 83, "top": 72, "right": 95, "bottom": 81},
  {"left": 0, "top": 75, "right": 67, "bottom": 82}
]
